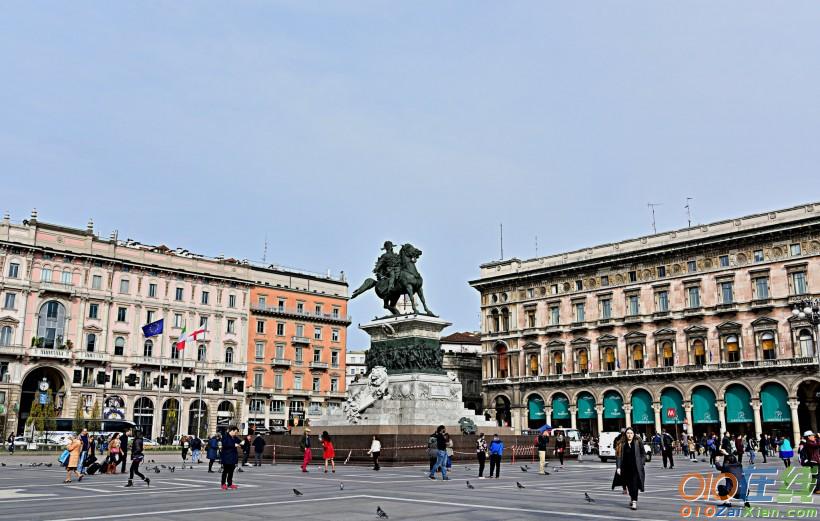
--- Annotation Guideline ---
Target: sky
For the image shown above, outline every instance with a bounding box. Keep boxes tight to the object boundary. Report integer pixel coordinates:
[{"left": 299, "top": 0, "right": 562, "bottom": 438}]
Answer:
[{"left": 2, "top": 2, "right": 820, "bottom": 348}]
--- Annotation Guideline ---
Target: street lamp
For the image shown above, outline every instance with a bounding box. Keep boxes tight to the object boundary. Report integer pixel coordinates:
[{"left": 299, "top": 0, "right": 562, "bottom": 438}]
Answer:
[{"left": 791, "top": 298, "right": 820, "bottom": 371}]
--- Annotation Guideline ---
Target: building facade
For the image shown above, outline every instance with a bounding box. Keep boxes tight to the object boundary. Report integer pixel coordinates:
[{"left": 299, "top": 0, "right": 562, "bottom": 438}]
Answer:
[
  {"left": 0, "top": 211, "right": 348, "bottom": 439},
  {"left": 245, "top": 275, "right": 349, "bottom": 431},
  {"left": 440, "top": 332, "right": 483, "bottom": 414},
  {"left": 345, "top": 351, "right": 367, "bottom": 388},
  {"left": 470, "top": 203, "right": 820, "bottom": 443}
]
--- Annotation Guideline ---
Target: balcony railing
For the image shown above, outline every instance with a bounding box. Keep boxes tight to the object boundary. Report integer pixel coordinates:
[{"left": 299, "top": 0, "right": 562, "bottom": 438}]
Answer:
[
  {"left": 0, "top": 344, "right": 25, "bottom": 357},
  {"left": 751, "top": 298, "right": 773, "bottom": 308},
  {"left": 37, "top": 281, "right": 75, "bottom": 295},
  {"left": 29, "top": 347, "right": 71, "bottom": 360},
  {"left": 292, "top": 336, "right": 311, "bottom": 345},
  {"left": 214, "top": 361, "right": 246, "bottom": 372},
  {"left": 75, "top": 351, "right": 111, "bottom": 363},
  {"left": 271, "top": 358, "right": 292, "bottom": 367},
  {"left": 310, "top": 361, "right": 329, "bottom": 370},
  {"left": 652, "top": 310, "right": 671, "bottom": 320},
  {"left": 250, "top": 304, "right": 352, "bottom": 323}
]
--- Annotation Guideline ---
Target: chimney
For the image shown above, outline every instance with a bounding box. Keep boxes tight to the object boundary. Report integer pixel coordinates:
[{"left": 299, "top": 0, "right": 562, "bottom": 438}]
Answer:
[
  {"left": 30, "top": 208, "right": 38, "bottom": 223},
  {"left": 87, "top": 218, "right": 94, "bottom": 235},
  {"left": 2, "top": 210, "right": 9, "bottom": 223}
]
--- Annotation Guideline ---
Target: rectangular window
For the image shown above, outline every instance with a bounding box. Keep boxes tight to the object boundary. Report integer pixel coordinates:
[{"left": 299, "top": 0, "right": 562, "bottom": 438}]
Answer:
[
  {"left": 196, "top": 375, "right": 205, "bottom": 393},
  {"left": 7, "top": 262, "right": 19, "bottom": 278},
  {"left": 330, "top": 378, "right": 338, "bottom": 392},
  {"left": 295, "top": 347, "right": 303, "bottom": 363},
  {"left": 116, "top": 307, "right": 126, "bottom": 322},
  {"left": 313, "top": 349, "right": 321, "bottom": 362},
  {"left": 148, "top": 283, "right": 157, "bottom": 298},
  {"left": 315, "top": 304, "right": 322, "bottom": 315},
  {"left": 719, "top": 255, "right": 730, "bottom": 267},
  {"left": 142, "top": 371, "right": 152, "bottom": 390},
  {"left": 271, "top": 399, "right": 284, "bottom": 412},
  {"left": 224, "top": 377, "right": 233, "bottom": 394},
  {"left": 754, "top": 277, "right": 769, "bottom": 299},
  {"left": 657, "top": 266, "right": 666, "bottom": 278},
  {"left": 146, "top": 310, "right": 155, "bottom": 324},
  {"left": 526, "top": 309, "right": 536, "bottom": 328},
  {"left": 687, "top": 260, "right": 697, "bottom": 273},
  {"left": 257, "top": 296, "right": 267, "bottom": 308},
  {"left": 88, "top": 303, "right": 99, "bottom": 319},
  {"left": 253, "top": 372, "right": 263, "bottom": 389},
  {"left": 112, "top": 369, "right": 123, "bottom": 387},
  {"left": 41, "top": 268, "right": 52, "bottom": 282},
  {"left": 600, "top": 298, "right": 612, "bottom": 319},
  {"left": 296, "top": 302, "right": 304, "bottom": 313},
  {"left": 574, "top": 302, "right": 585, "bottom": 322},
  {"left": 331, "top": 351, "right": 339, "bottom": 367},
  {"left": 256, "top": 320, "right": 265, "bottom": 334},
  {"left": 201, "top": 290, "right": 209, "bottom": 305},
  {"left": 169, "top": 373, "right": 179, "bottom": 390},
  {"left": 274, "top": 374, "right": 283, "bottom": 390},
  {"left": 3, "top": 293, "right": 15, "bottom": 310},
  {"left": 791, "top": 272, "right": 807, "bottom": 295},
  {"left": 119, "top": 279, "right": 129, "bottom": 294},
  {"left": 687, "top": 287, "right": 700, "bottom": 308},
  {"left": 549, "top": 306, "right": 560, "bottom": 325},
  {"left": 61, "top": 270, "right": 72, "bottom": 285},
  {"left": 720, "top": 281, "right": 734, "bottom": 304},
  {"left": 312, "top": 377, "right": 320, "bottom": 391},
  {"left": 175, "top": 287, "right": 184, "bottom": 301},
  {"left": 656, "top": 291, "right": 669, "bottom": 312},
  {"left": 575, "top": 280, "right": 583, "bottom": 291},
  {"left": 790, "top": 243, "right": 802, "bottom": 256},
  {"left": 332, "top": 307, "right": 340, "bottom": 318},
  {"left": 227, "top": 319, "right": 236, "bottom": 334},
  {"left": 332, "top": 329, "right": 340, "bottom": 342},
  {"left": 228, "top": 294, "right": 236, "bottom": 308},
  {"left": 550, "top": 284, "right": 558, "bottom": 295},
  {"left": 294, "top": 374, "right": 302, "bottom": 390},
  {"left": 278, "top": 298, "right": 286, "bottom": 311},
  {"left": 526, "top": 288, "right": 534, "bottom": 298},
  {"left": 275, "top": 344, "right": 285, "bottom": 359},
  {"left": 313, "top": 327, "right": 322, "bottom": 340},
  {"left": 628, "top": 295, "right": 639, "bottom": 315},
  {"left": 92, "top": 275, "right": 102, "bottom": 290},
  {"left": 276, "top": 323, "right": 285, "bottom": 336},
  {"left": 754, "top": 250, "right": 764, "bottom": 263},
  {"left": 601, "top": 275, "right": 609, "bottom": 286},
  {"left": 174, "top": 313, "right": 183, "bottom": 328},
  {"left": 296, "top": 324, "right": 304, "bottom": 337},
  {"left": 199, "top": 316, "right": 208, "bottom": 329},
  {"left": 628, "top": 271, "right": 637, "bottom": 283},
  {"left": 255, "top": 342, "right": 264, "bottom": 361}
]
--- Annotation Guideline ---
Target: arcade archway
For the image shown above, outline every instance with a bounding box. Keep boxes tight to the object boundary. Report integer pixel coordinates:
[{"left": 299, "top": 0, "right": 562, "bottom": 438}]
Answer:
[{"left": 19, "top": 366, "right": 67, "bottom": 434}]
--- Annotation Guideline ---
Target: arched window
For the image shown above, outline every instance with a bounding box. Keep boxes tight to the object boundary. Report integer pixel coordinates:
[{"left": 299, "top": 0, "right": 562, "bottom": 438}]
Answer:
[
  {"left": 143, "top": 339, "right": 153, "bottom": 357},
  {"left": 61, "top": 269, "right": 72, "bottom": 285},
  {"left": 761, "top": 332, "right": 776, "bottom": 360},
  {"left": 632, "top": 344, "right": 644, "bottom": 369},
  {"left": 693, "top": 339, "right": 706, "bottom": 365},
  {"left": 86, "top": 333, "right": 96, "bottom": 352},
  {"left": 225, "top": 347, "right": 234, "bottom": 364},
  {"left": 528, "top": 354, "right": 539, "bottom": 376},
  {"left": 578, "top": 349, "right": 589, "bottom": 374},
  {"left": 0, "top": 326, "right": 12, "bottom": 346},
  {"left": 799, "top": 329, "right": 815, "bottom": 357},
  {"left": 490, "top": 310, "right": 500, "bottom": 333},
  {"left": 662, "top": 341, "right": 674, "bottom": 367},
  {"left": 197, "top": 344, "right": 207, "bottom": 362},
  {"left": 37, "top": 301, "right": 66, "bottom": 349},
  {"left": 114, "top": 336, "right": 125, "bottom": 356},
  {"left": 496, "top": 344, "right": 508, "bottom": 378},
  {"left": 725, "top": 335, "right": 740, "bottom": 362},
  {"left": 501, "top": 308, "right": 510, "bottom": 332},
  {"left": 605, "top": 348, "right": 616, "bottom": 371},
  {"left": 133, "top": 397, "right": 155, "bottom": 439},
  {"left": 553, "top": 351, "right": 563, "bottom": 375}
]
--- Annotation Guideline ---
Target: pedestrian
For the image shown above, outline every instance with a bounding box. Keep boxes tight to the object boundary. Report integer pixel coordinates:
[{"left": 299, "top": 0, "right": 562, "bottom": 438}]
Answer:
[
  {"left": 445, "top": 433, "right": 453, "bottom": 473},
  {"left": 190, "top": 435, "right": 202, "bottom": 464},
  {"left": 661, "top": 429, "right": 674, "bottom": 469},
  {"left": 124, "top": 429, "right": 150, "bottom": 488},
  {"left": 779, "top": 437, "right": 794, "bottom": 468},
  {"left": 555, "top": 432, "right": 567, "bottom": 468},
  {"left": 759, "top": 434, "right": 768, "bottom": 463},
  {"left": 299, "top": 422, "right": 313, "bottom": 473},
  {"left": 802, "top": 431, "right": 820, "bottom": 494},
  {"left": 368, "top": 435, "right": 382, "bottom": 471},
  {"left": 428, "top": 425, "right": 449, "bottom": 480},
  {"left": 681, "top": 432, "right": 689, "bottom": 459},
  {"left": 6, "top": 433, "right": 14, "bottom": 454},
  {"left": 207, "top": 433, "right": 220, "bottom": 473},
  {"left": 488, "top": 433, "right": 503, "bottom": 479},
  {"left": 707, "top": 434, "right": 718, "bottom": 466},
  {"left": 120, "top": 429, "right": 130, "bottom": 474},
  {"left": 476, "top": 433, "right": 488, "bottom": 479},
  {"left": 613, "top": 427, "right": 646, "bottom": 511},
  {"left": 688, "top": 437, "right": 696, "bottom": 461},
  {"left": 734, "top": 435, "right": 744, "bottom": 461},
  {"left": 63, "top": 435, "right": 83, "bottom": 483},
  {"left": 652, "top": 432, "right": 661, "bottom": 455},
  {"left": 720, "top": 432, "right": 734, "bottom": 459},
  {"left": 220, "top": 426, "right": 240, "bottom": 490},
  {"left": 180, "top": 435, "right": 189, "bottom": 463},
  {"left": 241, "top": 434, "right": 252, "bottom": 467},
  {"left": 77, "top": 428, "right": 90, "bottom": 476},
  {"left": 253, "top": 433, "right": 266, "bottom": 467},
  {"left": 745, "top": 436, "right": 756, "bottom": 465},
  {"left": 321, "top": 431, "right": 335, "bottom": 473},
  {"left": 536, "top": 430, "right": 548, "bottom": 475},
  {"left": 714, "top": 454, "right": 750, "bottom": 508},
  {"left": 107, "top": 433, "right": 121, "bottom": 473},
  {"left": 427, "top": 431, "right": 438, "bottom": 474}
]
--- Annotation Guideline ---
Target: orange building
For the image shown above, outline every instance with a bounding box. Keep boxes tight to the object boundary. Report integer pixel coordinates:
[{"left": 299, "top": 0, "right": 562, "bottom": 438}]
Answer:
[{"left": 245, "top": 267, "right": 350, "bottom": 431}]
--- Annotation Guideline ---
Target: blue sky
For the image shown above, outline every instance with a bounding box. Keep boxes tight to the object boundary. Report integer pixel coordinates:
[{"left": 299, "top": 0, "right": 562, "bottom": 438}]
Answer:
[{"left": 2, "top": 2, "right": 820, "bottom": 348}]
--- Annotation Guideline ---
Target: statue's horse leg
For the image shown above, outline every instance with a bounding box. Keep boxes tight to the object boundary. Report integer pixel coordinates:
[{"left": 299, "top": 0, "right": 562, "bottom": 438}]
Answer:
[
  {"left": 403, "top": 283, "right": 420, "bottom": 314},
  {"left": 415, "top": 285, "right": 436, "bottom": 316},
  {"left": 351, "top": 278, "right": 376, "bottom": 300}
]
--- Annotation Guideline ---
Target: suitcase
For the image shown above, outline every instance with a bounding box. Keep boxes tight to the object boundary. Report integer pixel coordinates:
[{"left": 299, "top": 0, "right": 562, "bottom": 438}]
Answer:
[{"left": 86, "top": 462, "right": 102, "bottom": 475}]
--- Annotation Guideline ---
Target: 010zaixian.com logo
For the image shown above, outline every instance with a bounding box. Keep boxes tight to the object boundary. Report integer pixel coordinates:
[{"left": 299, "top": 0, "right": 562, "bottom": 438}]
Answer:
[{"left": 678, "top": 468, "right": 818, "bottom": 518}]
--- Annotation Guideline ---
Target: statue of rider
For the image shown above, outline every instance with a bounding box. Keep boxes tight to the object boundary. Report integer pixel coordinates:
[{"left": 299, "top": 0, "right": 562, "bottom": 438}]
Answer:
[{"left": 374, "top": 241, "right": 401, "bottom": 294}]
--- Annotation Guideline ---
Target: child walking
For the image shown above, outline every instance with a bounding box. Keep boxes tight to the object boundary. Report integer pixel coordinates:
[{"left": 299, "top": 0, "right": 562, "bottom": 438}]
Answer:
[{"left": 321, "top": 431, "right": 336, "bottom": 473}]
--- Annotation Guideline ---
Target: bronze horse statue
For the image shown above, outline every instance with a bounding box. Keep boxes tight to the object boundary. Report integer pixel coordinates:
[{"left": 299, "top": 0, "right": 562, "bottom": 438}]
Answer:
[{"left": 351, "top": 243, "right": 435, "bottom": 316}]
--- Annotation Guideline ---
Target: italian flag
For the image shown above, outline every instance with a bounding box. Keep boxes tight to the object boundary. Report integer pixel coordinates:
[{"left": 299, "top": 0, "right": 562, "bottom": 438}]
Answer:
[{"left": 176, "top": 327, "right": 205, "bottom": 351}]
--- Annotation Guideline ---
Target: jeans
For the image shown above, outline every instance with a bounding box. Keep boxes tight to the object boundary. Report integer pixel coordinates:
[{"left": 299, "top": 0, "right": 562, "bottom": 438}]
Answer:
[
  {"left": 254, "top": 452, "right": 262, "bottom": 466},
  {"left": 430, "top": 450, "right": 448, "bottom": 479},
  {"left": 78, "top": 451, "right": 87, "bottom": 474},
  {"left": 489, "top": 453, "right": 501, "bottom": 478},
  {"left": 191, "top": 449, "right": 201, "bottom": 463}
]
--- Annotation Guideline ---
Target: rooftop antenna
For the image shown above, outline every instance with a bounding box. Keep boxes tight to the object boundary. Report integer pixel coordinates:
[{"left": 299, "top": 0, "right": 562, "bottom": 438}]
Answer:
[
  {"left": 262, "top": 233, "right": 268, "bottom": 263},
  {"left": 535, "top": 235, "right": 538, "bottom": 258},
  {"left": 500, "top": 223, "right": 504, "bottom": 260},
  {"left": 685, "top": 197, "right": 694, "bottom": 227},
  {"left": 648, "top": 203, "right": 662, "bottom": 234}
]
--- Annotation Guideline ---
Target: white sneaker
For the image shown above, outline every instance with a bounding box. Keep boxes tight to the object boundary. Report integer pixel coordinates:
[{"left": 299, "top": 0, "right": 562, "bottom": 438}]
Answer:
[
  {"left": 478, "top": 476, "right": 485, "bottom": 479},
  {"left": 630, "top": 501, "right": 637, "bottom": 510}
]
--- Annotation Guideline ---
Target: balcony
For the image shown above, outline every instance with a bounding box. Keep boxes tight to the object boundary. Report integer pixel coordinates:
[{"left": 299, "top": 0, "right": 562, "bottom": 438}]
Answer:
[
  {"left": 214, "top": 361, "right": 246, "bottom": 373},
  {"left": 544, "top": 325, "right": 561, "bottom": 335},
  {"left": 250, "top": 304, "right": 352, "bottom": 325},
  {"left": 290, "top": 388, "right": 311, "bottom": 397},
  {"left": 715, "top": 302, "right": 738, "bottom": 314},
  {"left": 74, "top": 351, "right": 111, "bottom": 363},
  {"left": 29, "top": 347, "right": 71, "bottom": 361},
  {"left": 310, "top": 361, "right": 329, "bottom": 371},
  {"left": 292, "top": 336, "right": 311, "bottom": 345},
  {"left": 751, "top": 298, "right": 773, "bottom": 310},
  {"left": 271, "top": 358, "right": 292, "bottom": 368},
  {"left": 683, "top": 307, "right": 704, "bottom": 318},
  {"left": 0, "top": 344, "right": 25, "bottom": 357},
  {"left": 597, "top": 318, "right": 613, "bottom": 327},
  {"left": 569, "top": 321, "right": 587, "bottom": 331},
  {"left": 247, "top": 386, "right": 275, "bottom": 396},
  {"left": 652, "top": 310, "right": 671, "bottom": 322},
  {"left": 623, "top": 314, "right": 643, "bottom": 325},
  {"left": 37, "top": 281, "right": 76, "bottom": 296},
  {"left": 522, "top": 327, "right": 539, "bottom": 337},
  {"left": 130, "top": 356, "right": 186, "bottom": 368}
]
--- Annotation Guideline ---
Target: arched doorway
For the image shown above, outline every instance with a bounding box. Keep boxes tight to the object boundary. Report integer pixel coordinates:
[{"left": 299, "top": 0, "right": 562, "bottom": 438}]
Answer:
[
  {"left": 189, "top": 400, "right": 209, "bottom": 438},
  {"left": 495, "top": 344, "right": 509, "bottom": 378},
  {"left": 19, "top": 366, "right": 67, "bottom": 434},
  {"left": 796, "top": 379, "right": 819, "bottom": 437},
  {"left": 161, "top": 399, "right": 181, "bottom": 443},
  {"left": 661, "top": 387, "right": 684, "bottom": 440},
  {"left": 133, "top": 397, "right": 155, "bottom": 439},
  {"left": 576, "top": 392, "right": 596, "bottom": 436},
  {"left": 494, "top": 396, "right": 511, "bottom": 427},
  {"left": 691, "top": 386, "right": 720, "bottom": 439},
  {"left": 551, "top": 393, "right": 570, "bottom": 428},
  {"left": 602, "top": 391, "right": 625, "bottom": 432},
  {"left": 760, "top": 382, "right": 791, "bottom": 439},
  {"left": 217, "top": 401, "right": 237, "bottom": 434},
  {"left": 724, "top": 384, "right": 753, "bottom": 436},
  {"left": 526, "top": 394, "right": 546, "bottom": 430},
  {"left": 630, "top": 389, "right": 654, "bottom": 438}
]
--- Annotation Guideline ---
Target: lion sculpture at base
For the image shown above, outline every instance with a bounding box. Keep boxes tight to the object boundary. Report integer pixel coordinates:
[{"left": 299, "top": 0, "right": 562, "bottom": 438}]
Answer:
[{"left": 343, "top": 366, "right": 390, "bottom": 424}]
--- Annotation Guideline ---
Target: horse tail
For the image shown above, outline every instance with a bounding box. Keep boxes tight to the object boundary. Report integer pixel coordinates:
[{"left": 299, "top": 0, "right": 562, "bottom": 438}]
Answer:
[{"left": 351, "top": 278, "right": 377, "bottom": 299}]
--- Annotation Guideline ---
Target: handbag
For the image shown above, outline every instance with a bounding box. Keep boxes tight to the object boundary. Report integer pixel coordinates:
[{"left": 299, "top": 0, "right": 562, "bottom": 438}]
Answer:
[{"left": 58, "top": 449, "right": 70, "bottom": 466}]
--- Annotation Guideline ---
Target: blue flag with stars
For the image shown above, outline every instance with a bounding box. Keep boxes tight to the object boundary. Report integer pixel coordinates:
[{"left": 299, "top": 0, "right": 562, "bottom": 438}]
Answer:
[{"left": 142, "top": 319, "right": 164, "bottom": 338}]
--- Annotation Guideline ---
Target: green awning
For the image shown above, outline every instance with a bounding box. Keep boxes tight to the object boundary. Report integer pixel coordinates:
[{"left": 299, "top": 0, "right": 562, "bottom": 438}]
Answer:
[
  {"left": 552, "top": 395, "right": 570, "bottom": 420},
  {"left": 692, "top": 387, "right": 719, "bottom": 424},
  {"left": 725, "top": 385, "right": 753, "bottom": 423},
  {"left": 603, "top": 392, "right": 624, "bottom": 419},
  {"left": 528, "top": 396, "right": 545, "bottom": 420},
  {"left": 631, "top": 390, "right": 654, "bottom": 424},
  {"left": 577, "top": 393, "right": 596, "bottom": 419},
  {"left": 661, "top": 389, "right": 684, "bottom": 424},
  {"left": 761, "top": 384, "right": 791, "bottom": 423}
]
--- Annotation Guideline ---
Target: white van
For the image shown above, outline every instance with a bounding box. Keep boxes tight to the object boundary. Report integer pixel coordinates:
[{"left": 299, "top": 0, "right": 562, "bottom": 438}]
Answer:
[
  {"left": 549, "top": 428, "right": 583, "bottom": 456},
  {"left": 597, "top": 431, "right": 652, "bottom": 462}
]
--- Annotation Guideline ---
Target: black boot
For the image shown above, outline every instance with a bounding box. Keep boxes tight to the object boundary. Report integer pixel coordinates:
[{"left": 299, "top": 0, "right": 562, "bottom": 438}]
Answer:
[
  {"left": 145, "top": 478, "right": 150, "bottom": 487},
  {"left": 125, "top": 480, "right": 133, "bottom": 487}
]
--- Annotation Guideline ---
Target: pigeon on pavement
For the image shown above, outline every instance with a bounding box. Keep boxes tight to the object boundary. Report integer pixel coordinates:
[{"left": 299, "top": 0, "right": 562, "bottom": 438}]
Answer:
[
  {"left": 293, "top": 488, "right": 303, "bottom": 496},
  {"left": 466, "top": 481, "right": 475, "bottom": 489},
  {"left": 516, "top": 481, "right": 525, "bottom": 489},
  {"left": 584, "top": 492, "right": 595, "bottom": 503},
  {"left": 376, "top": 506, "right": 389, "bottom": 519},
  {"left": 520, "top": 466, "right": 528, "bottom": 472},
  {"left": 339, "top": 482, "right": 344, "bottom": 490},
  {"left": 237, "top": 467, "right": 244, "bottom": 473}
]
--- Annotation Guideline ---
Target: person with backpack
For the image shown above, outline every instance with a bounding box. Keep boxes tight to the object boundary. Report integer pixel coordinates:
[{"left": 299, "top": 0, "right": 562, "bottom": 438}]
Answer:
[
  {"left": 476, "top": 433, "right": 488, "bottom": 479},
  {"left": 206, "top": 433, "right": 220, "bottom": 473},
  {"left": 427, "top": 431, "right": 438, "bottom": 474},
  {"left": 707, "top": 435, "right": 717, "bottom": 466},
  {"left": 779, "top": 437, "right": 794, "bottom": 468},
  {"left": 428, "top": 425, "right": 449, "bottom": 480}
]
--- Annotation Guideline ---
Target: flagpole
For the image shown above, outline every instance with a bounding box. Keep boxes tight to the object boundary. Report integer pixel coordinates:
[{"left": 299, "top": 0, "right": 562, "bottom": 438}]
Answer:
[
  {"left": 157, "top": 327, "right": 164, "bottom": 442},
  {"left": 196, "top": 329, "right": 205, "bottom": 438}
]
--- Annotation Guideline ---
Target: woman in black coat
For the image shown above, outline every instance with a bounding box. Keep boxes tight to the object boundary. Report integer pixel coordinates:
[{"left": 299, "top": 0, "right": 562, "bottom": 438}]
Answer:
[
  {"left": 613, "top": 427, "right": 646, "bottom": 511},
  {"left": 220, "top": 426, "right": 240, "bottom": 490}
]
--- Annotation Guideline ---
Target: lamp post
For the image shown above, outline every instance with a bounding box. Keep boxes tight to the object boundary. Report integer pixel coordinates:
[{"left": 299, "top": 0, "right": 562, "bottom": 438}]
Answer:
[{"left": 791, "top": 298, "right": 820, "bottom": 372}]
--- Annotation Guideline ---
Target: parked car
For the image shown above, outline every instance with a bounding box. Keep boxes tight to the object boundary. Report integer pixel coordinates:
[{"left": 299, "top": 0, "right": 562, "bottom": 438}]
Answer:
[
  {"left": 142, "top": 438, "right": 160, "bottom": 447},
  {"left": 597, "top": 431, "right": 652, "bottom": 462},
  {"left": 268, "top": 426, "right": 290, "bottom": 435}
]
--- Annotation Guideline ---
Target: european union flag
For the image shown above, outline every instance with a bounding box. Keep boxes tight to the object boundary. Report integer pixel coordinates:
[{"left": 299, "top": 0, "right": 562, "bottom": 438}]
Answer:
[{"left": 142, "top": 319, "right": 164, "bottom": 338}]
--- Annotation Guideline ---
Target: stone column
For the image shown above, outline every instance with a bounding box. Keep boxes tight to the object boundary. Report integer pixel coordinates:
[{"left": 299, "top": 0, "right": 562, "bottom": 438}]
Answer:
[
  {"left": 623, "top": 404, "right": 633, "bottom": 426},
  {"left": 595, "top": 405, "right": 604, "bottom": 434},
  {"left": 807, "top": 402, "right": 818, "bottom": 433},
  {"left": 545, "top": 406, "right": 553, "bottom": 428},
  {"left": 653, "top": 403, "right": 662, "bottom": 434},
  {"left": 570, "top": 406, "right": 578, "bottom": 430},
  {"left": 751, "top": 399, "right": 763, "bottom": 439},
  {"left": 684, "top": 404, "right": 694, "bottom": 434},
  {"left": 511, "top": 405, "right": 524, "bottom": 433},
  {"left": 788, "top": 399, "right": 801, "bottom": 444},
  {"left": 716, "top": 401, "right": 727, "bottom": 437}
]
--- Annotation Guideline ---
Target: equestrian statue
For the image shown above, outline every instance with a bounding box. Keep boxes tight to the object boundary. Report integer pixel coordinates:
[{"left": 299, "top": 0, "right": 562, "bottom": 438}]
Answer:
[{"left": 350, "top": 241, "right": 436, "bottom": 316}]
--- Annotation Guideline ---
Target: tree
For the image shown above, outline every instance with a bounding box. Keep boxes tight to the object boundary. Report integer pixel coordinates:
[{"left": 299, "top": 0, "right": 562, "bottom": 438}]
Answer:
[
  {"left": 72, "top": 399, "right": 85, "bottom": 433},
  {"left": 26, "top": 400, "right": 44, "bottom": 434},
  {"left": 43, "top": 390, "right": 57, "bottom": 438},
  {"left": 164, "top": 401, "right": 178, "bottom": 441},
  {"left": 88, "top": 400, "right": 101, "bottom": 433}
]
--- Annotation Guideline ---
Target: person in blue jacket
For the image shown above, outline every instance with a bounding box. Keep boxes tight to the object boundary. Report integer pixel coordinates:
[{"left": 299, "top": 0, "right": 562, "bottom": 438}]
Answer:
[
  {"left": 489, "top": 434, "right": 504, "bottom": 478},
  {"left": 219, "top": 426, "right": 240, "bottom": 490},
  {"left": 207, "top": 434, "right": 220, "bottom": 473}
]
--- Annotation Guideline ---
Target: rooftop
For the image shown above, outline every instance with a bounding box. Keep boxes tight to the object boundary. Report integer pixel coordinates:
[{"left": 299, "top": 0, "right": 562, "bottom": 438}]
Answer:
[{"left": 441, "top": 332, "right": 481, "bottom": 345}]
